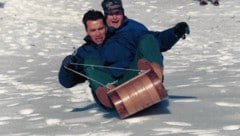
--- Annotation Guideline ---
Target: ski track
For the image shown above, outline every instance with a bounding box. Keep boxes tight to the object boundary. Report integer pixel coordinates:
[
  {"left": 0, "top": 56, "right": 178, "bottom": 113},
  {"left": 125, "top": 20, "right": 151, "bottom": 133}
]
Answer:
[{"left": 0, "top": 0, "right": 240, "bottom": 135}]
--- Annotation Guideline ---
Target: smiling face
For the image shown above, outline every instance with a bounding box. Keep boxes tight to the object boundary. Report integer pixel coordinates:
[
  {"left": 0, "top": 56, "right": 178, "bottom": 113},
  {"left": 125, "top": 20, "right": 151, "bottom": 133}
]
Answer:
[
  {"left": 85, "top": 19, "right": 107, "bottom": 45},
  {"left": 106, "top": 11, "right": 124, "bottom": 29}
]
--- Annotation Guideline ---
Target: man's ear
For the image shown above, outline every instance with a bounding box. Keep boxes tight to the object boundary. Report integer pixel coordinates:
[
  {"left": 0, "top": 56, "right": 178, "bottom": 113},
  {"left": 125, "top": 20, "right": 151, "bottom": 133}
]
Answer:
[{"left": 85, "top": 28, "right": 89, "bottom": 36}]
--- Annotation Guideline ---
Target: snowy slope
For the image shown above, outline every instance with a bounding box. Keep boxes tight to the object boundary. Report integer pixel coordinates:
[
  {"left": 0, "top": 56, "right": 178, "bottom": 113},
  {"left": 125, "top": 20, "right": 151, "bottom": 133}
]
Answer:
[{"left": 0, "top": 0, "right": 240, "bottom": 135}]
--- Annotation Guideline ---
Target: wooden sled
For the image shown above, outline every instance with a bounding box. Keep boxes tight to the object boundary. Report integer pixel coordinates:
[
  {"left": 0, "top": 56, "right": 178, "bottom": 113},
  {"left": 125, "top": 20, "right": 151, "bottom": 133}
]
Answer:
[
  {"left": 96, "top": 63, "right": 168, "bottom": 119},
  {"left": 110, "top": 66, "right": 168, "bottom": 119}
]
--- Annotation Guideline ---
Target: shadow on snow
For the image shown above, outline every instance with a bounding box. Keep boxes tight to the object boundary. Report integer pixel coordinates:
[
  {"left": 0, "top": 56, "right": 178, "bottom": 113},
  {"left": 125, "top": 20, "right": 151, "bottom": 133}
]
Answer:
[{"left": 70, "top": 92, "right": 197, "bottom": 119}]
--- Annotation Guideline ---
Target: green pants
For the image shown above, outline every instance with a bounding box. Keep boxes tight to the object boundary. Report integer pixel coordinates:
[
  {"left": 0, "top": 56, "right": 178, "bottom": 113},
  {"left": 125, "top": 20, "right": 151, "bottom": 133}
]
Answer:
[
  {"left": 117, "top": 34, "right": 164, "bottom": 85},
  {"left": 83, "top": 58, "right": 116, "bottom": 92},
  {"left": 84, "top": 34, "right": 163, "bottom": 92},
  {"left": 135, "top": 34, "right": 164, "bottom": 67}
]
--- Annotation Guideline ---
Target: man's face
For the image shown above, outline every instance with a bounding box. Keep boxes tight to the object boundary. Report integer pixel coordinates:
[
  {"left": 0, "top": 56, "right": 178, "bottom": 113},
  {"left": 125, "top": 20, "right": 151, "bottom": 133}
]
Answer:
[
  {"left": 106, "top": 11, "right": 124, "bottom": 29},
  {"left": 86, "top": 19, "right": 107, "bottom": 45}
]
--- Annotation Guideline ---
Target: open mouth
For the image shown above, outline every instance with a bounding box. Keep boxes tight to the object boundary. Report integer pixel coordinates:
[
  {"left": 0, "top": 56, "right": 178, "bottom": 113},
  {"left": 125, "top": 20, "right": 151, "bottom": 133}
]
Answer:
[
  {"left": 96, "top": 37, "right": 103, "bottom": 42},
  {"left": 112, "top": 20, "right": 119, "bottom": 24}
]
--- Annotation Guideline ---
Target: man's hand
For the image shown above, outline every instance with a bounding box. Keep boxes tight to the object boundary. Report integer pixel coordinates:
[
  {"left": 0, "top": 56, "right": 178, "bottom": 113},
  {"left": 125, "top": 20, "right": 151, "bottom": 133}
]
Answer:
[
  {"left": 174, "top": 22, "right": 190, "bottom": 39},
  {"left": 62, "top": 55, "right": 76, "bottom": 68}
]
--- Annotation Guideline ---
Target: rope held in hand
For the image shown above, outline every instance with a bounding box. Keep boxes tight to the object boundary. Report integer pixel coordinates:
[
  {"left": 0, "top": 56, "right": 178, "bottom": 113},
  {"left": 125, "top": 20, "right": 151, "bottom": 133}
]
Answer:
[{"left": 64, "top": 63, "right": 144, "bottom": 89}]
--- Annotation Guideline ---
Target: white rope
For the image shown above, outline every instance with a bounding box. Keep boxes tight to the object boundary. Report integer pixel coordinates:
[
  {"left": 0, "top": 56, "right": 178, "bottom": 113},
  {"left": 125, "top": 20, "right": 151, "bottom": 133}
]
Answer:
[
  {"left": 71, "top": 63, "right": 143, "bottom": 72},
  {"left": 64, "top": 66, "right": 110, "bottom": 89},
  {"left": 64, "top": 63, "right": 145, "bottom": 89}
]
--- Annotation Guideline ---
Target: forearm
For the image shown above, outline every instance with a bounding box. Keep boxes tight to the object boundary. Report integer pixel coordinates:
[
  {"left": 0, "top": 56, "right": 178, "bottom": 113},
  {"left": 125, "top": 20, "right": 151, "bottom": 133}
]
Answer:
[
  {"left": 150, "top": 27, "right": 179, "bottom": 52},
  {"left": 58, "top": 65, "right": 86, "bottom": 88}
]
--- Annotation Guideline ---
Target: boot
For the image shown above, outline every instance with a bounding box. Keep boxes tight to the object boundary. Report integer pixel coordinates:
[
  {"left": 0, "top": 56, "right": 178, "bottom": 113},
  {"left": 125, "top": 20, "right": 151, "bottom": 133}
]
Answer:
[
  {"left": 150, "top": 62, "right": 164, "bottom": 83},
  {"left": 138, "top": 59, "right": 164, "bottom": 83},
  {"left": 212, "top": 0, "right": 219, "bottom": 6},
  {"left": 96, "top": 85, "right": 115, "bottom": 109},
  {"left": 200, "top": 0, "right": 208, "bottom": 5}
]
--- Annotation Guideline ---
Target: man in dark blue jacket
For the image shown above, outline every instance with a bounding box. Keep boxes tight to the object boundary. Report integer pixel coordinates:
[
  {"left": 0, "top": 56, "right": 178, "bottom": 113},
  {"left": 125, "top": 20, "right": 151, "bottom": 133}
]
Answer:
[
  {"left": 101, "top": 0, "right": 187, "bottom": 52},
  {"left": 58, "top": 10, "right": 189, "bottom": 109}
]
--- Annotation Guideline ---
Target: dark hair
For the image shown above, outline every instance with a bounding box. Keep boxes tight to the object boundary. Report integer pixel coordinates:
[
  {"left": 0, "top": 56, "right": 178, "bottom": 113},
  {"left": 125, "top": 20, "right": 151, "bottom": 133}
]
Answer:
[{"left": 82, "top": 10, "right": 106, "bottom": 30}]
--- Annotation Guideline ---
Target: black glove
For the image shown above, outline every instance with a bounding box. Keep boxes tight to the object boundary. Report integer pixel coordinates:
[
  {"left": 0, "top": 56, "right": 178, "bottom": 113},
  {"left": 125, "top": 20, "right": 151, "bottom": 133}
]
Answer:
[
  {"left": 62, "top": 55, "right": 76, "bottom": 68},
  {"left": 174, "top": 22, "right": 190, "bottom": 39}
]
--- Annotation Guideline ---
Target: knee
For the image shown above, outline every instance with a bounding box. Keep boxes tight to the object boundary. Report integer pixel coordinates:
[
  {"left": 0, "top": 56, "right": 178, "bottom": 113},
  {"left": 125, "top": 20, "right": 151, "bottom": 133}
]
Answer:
[
  {"left": 139, "top": 34, "right": 159, "bottom": 47},
  {"left": 138, "top": 34, "right": 160, "bottom": 52}
]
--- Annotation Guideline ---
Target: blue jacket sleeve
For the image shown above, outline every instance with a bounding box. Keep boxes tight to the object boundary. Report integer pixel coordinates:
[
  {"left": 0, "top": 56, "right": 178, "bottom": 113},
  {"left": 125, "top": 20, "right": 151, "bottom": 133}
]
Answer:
[
  {"left": 58, "top": 55, "right": 86, "bottom": 88},
  {"left": 150, "top": 27, "right": 180, "bottom": 52}
]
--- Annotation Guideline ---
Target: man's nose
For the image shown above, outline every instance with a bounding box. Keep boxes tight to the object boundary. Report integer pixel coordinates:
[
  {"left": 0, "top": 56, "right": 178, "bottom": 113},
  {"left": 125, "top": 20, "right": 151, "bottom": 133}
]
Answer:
[
  {"left": 96, "top": 31, "right": 101, "bottom": 36},
  {"left": 112, "top": 14, "right": 118, "bottom": 19}
]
